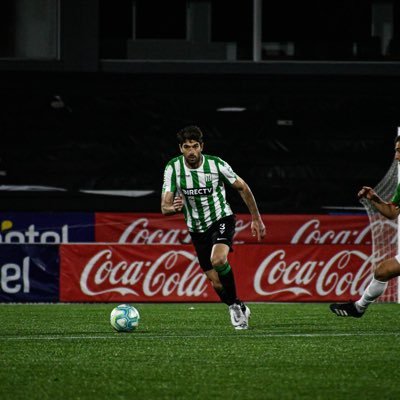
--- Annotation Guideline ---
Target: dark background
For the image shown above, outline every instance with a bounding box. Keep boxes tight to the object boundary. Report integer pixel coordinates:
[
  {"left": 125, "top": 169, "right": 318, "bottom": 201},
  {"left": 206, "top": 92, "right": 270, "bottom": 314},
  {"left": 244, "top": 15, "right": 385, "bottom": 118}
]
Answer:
[{"left": 0, "top": 0, "right": 399, "bottom": 214}]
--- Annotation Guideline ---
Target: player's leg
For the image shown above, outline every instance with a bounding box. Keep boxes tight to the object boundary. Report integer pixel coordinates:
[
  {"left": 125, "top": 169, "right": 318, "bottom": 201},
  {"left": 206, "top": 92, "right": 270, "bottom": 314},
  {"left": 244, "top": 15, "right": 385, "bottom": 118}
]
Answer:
[
  {"left": 210, "top": 243, "right": 248, "bottom": 329},
  {"left": 374, "top": 256, "right": 400, "bottom": 281},
  {"left": 210, "top": 215, "right": 242, "bottom": 306},
  {"left": 356, "top": 256, "right": 400, "bottom": 309},
  {"left": 204, "top": 268, "right": 228, "bottom": 302},
  {"left": 211, "top": 215, "right": 250, "bottom": 328},
  {"left": 330, "top": 256, "right": 400, "bottom": 317},
  {"left": 210, "top": 243, "right": 237, "bottom": 304},
  {"left": 191, "top": 217, "right": 249, "bottom": 329},
  {"left": 192, "top": 240, "right": 246, "bottom": 328},
  {"left": 190, "top": 232, "right": 232, "bottom": 305}
]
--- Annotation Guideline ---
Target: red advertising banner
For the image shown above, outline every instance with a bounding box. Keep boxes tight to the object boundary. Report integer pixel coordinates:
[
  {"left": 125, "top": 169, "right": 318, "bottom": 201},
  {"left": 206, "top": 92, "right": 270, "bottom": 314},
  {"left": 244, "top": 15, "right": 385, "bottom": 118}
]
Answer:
[
  {"left": 95, "top": 213, "right": 374, "bottom": 245},
  {"left": 60, "top": 244, "right": 373, "bottom": 303}
]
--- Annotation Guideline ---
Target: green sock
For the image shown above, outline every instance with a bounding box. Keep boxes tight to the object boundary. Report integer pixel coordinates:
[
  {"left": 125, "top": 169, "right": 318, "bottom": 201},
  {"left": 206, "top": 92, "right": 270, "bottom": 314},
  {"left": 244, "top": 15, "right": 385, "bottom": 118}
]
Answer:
[
  {"left": 214, "top": 287, "right": 230, "bottom": 305},
  {"left": 214, "top": 262, "right": 238, "bottom": 305}
]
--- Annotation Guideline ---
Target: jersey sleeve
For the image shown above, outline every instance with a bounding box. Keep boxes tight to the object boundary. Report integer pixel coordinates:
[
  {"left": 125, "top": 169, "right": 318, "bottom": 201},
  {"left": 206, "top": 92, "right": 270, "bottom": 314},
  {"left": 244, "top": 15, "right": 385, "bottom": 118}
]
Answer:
[
  {"left": 218, "top": 158, "right": 237, "bottom": 185},
  {"left": 162, "top": 163, "right": 176, "bottom": 193},
  {"left": 391, "top": 183, "right": 400, "bottom": 205}
]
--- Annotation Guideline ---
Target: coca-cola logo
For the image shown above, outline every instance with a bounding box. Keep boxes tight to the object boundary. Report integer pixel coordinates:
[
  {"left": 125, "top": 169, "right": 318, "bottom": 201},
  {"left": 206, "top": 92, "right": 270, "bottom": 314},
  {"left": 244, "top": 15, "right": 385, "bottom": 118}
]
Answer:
[
  {"left": 254, "top": 249, "right": 377, "bottom": 297},
  {"left": 99, "top": 214, "right": 384, "bottom": 246},
  {"left": 80, "top": 249, "right": 209, "bottom": 298},
  {"left": 290, "top": 218, "right": 396, "bottom": 245},
  {"left": 118, "top": 218, "right": 192, "bottom": 244},
  {"left": 117, "top": 217, "right": 251, "bottom": 244}
]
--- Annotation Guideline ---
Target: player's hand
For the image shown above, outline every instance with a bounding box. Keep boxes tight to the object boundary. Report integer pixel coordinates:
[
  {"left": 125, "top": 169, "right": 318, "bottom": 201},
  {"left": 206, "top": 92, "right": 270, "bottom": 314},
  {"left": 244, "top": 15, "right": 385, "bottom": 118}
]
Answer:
[
  {"left": 358, "top": 186, "right": 376, "bottom": 200},
  {"left": 173, "top": 195, "right": 184, "bottom": 213},
  {"left": 251, "top": 218, "right": 266, "bottom": 242}
]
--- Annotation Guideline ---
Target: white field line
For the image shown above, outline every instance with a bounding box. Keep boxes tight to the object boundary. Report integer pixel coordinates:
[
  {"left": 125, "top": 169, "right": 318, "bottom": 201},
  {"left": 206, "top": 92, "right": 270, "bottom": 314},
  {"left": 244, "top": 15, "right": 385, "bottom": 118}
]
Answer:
[{"left": 0, "top": 332, "right": 399, "bottom": 341}]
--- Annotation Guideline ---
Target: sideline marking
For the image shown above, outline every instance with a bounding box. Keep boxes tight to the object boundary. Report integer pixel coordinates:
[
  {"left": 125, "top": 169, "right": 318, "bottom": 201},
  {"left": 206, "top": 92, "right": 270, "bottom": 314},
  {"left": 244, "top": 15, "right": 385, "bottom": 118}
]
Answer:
[{"left": 0, "top": 332, "right": 399, "bottom": 341}]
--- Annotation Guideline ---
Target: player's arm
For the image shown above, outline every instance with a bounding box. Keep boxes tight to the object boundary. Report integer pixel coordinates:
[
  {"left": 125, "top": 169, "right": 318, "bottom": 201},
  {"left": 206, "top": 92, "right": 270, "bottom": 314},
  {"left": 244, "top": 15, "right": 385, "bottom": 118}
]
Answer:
[
  {"left": 161, "top": 163, "right": 183, "bottom": 215},
  {"left": 161, "top": 191, "right": 183, "bottom": 215},
  {"left": 231, "top": 176, "right": 266, "bottom": 241},
  {"left": 358, "top": 186, "right": 400, "bottom": 220}
]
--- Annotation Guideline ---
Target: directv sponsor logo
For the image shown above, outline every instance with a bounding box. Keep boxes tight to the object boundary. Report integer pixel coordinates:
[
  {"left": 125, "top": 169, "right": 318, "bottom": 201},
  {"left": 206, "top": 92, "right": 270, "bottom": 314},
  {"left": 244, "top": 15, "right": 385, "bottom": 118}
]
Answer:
[
  {"left": 0, "top": 221, "right": 69, "bottom": 244},
  {"left": 181, "top": 187, "right": 213, "bottom": 196}
]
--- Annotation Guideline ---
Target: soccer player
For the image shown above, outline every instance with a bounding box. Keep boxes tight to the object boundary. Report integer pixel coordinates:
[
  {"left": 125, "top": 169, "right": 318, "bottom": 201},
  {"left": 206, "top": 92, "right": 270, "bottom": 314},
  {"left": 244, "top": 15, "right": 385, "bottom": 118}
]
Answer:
[
  {"left": 161, "top": 126, "right": 266, "bottom": 329},
  {"left": 330, "top": 136, "right": 400, "bottom": 318}
]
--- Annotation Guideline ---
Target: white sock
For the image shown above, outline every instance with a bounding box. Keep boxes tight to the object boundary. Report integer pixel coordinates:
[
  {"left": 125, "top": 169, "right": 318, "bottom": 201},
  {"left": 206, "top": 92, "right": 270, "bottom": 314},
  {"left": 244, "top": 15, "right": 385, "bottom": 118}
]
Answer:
[{"left": 356, "top": 277, "right": 388, "bottom": 310}]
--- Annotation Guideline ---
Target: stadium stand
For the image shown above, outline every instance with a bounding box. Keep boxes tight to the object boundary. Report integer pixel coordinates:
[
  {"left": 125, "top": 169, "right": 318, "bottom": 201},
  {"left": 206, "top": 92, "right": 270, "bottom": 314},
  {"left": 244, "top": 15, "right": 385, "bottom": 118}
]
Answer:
[{"left": 0, "top": 71, "right": 398, "bottom": 213}]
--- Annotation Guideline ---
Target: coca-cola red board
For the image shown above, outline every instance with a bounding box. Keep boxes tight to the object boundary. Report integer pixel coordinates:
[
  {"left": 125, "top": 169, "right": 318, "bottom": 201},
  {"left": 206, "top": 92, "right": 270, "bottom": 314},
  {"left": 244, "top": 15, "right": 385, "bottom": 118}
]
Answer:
[
  {"left": 95, "top": 213, "right": 374, "bottom": 245},
  {"left": 60, "top": 244, "right": 373, "bottom": 302}
]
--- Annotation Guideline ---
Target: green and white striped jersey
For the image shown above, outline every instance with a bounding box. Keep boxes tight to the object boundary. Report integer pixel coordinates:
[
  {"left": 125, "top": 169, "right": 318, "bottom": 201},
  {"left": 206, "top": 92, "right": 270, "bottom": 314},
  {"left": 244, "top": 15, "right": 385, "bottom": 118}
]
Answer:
[
  {"left": 162, "top": 154, "right": 237, "bottom": 232},
  {"left": 391, "top": 183, "right": 400, "bottom": 205}
]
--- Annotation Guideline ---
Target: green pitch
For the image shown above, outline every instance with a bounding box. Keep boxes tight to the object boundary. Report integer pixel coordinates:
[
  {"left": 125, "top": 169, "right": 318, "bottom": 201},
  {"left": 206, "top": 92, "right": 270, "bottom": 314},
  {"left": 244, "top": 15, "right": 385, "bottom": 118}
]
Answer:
[{"left": 0, "top": 303, "right": 400, "bottom": 400}]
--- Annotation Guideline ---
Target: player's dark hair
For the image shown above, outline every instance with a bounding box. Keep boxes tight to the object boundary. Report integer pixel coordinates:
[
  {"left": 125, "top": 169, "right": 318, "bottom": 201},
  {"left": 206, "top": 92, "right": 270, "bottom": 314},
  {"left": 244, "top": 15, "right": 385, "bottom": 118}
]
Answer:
[
  {"left": 396, "top": 135, "right": 400, "bottom": 144},
  {"left": 177, "top": 126, "right": 203, "bottom": 145}
]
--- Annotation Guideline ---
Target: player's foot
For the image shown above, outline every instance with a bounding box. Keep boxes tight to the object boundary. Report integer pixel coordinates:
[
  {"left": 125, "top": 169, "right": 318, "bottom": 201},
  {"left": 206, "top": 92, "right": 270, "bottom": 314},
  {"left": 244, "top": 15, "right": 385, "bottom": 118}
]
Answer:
[
  {"left": 229, "top": 304, "right": 245, "bottom": 328},
  {"left": 240, "top": 303, "right": 251, "bottom": 326},
  {"left": 329, "top": 302, "right": 365, "bottom": 318},
  {"left": 235, "top": 322, "right": 248, "bottom": 330}
]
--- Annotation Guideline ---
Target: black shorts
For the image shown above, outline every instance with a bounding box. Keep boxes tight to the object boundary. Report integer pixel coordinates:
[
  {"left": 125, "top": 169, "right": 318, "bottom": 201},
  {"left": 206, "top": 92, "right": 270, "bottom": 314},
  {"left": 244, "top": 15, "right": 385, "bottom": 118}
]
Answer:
[{"left": 189, "top": 215, "right": 236, "bottom": 272}]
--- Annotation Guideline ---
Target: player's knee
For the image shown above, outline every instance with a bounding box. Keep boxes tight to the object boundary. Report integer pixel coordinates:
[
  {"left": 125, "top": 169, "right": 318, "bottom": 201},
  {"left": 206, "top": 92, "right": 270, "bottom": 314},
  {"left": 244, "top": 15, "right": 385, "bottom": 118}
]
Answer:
[{"left": 210, "top": 255, "right": 227, "bottom": 268}]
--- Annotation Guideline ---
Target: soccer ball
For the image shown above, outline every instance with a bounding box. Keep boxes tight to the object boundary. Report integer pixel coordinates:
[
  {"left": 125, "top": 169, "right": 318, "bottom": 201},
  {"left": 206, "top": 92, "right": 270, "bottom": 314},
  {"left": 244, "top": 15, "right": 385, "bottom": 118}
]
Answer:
[{"left": 110, "top": 304, "right": 140, "bottom": 332}]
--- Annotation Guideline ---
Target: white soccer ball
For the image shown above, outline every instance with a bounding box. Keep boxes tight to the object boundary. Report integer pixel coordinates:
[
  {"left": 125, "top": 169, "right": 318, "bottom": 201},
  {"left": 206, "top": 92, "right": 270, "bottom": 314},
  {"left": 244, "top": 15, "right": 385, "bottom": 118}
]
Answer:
[{"left": 110, "top": 304, "right": 140, "bottom": 332}]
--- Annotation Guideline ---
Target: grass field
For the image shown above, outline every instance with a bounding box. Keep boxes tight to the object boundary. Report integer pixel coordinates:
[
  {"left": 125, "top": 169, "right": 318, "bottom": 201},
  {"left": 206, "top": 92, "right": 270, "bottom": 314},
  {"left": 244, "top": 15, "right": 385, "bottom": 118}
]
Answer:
[{"left": 0, "top": 303, "right": 400, "bottom": 400}]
